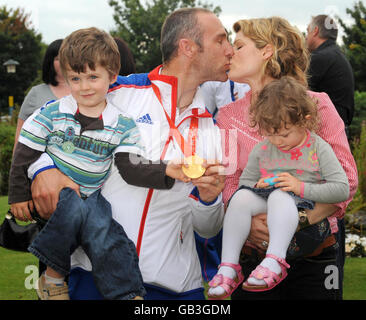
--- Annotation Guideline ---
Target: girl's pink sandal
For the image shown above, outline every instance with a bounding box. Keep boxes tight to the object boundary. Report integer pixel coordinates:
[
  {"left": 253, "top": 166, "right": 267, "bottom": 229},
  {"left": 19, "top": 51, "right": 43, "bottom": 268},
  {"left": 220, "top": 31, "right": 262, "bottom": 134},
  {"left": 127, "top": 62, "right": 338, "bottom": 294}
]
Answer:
[
  {"left": 242, "top": 254, "right": 290, "bottom": 292},
  {"left": 207, "top": 262, "right": 244, "bottom": 300}
]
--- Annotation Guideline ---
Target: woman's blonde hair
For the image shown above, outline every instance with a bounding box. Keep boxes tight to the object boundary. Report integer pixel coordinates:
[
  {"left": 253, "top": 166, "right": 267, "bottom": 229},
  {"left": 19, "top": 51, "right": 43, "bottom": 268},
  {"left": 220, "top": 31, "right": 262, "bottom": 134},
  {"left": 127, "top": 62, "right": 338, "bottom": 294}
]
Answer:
[
  {"left": 233, "top": 17, "right": 309, "bottom": 86},
  {"left": 250, "top": 76, "right": 318, "bottom": 135}
]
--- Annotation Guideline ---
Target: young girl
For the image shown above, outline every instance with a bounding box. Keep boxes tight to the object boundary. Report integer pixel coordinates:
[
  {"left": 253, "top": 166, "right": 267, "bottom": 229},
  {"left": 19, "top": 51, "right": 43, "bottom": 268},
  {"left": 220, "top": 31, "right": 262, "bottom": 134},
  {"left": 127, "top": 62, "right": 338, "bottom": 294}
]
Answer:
[{"left": 208, "top": 76, "right": 350, "bottom": 299}]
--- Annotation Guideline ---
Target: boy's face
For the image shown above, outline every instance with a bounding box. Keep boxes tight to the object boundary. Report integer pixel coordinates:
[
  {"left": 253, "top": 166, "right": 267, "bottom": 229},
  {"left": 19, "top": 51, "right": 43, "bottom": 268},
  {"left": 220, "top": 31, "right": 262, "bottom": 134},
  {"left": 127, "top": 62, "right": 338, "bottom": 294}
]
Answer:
[{"left": 65, "top": 63, "right": 117, "bottom": 115}]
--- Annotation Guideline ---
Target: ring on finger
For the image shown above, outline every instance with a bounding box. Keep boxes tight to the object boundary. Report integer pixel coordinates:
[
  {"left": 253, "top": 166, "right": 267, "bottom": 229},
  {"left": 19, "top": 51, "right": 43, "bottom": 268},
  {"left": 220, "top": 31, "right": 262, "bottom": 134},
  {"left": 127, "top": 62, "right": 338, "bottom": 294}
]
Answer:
[{"left": 262, "top": 240, "right": 268, "bottom": 248}]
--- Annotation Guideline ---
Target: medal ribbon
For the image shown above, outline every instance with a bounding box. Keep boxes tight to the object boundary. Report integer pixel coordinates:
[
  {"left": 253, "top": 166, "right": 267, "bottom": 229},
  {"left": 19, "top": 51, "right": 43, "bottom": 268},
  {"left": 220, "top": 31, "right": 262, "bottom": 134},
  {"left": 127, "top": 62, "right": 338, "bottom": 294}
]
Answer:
[{"left": 151, "top": 83, "right": 202, "bottom": 158}]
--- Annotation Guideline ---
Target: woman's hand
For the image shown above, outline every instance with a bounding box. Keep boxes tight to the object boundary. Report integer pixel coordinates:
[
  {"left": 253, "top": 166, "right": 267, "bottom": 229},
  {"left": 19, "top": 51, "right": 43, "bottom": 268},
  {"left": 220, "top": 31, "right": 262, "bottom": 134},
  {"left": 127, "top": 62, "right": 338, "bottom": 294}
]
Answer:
[
  {"left": 11, "top": 200, "right": 34, "bottom": 222},
  {"left": 247, "top": 213, "right": 269, "bottom": 251}
]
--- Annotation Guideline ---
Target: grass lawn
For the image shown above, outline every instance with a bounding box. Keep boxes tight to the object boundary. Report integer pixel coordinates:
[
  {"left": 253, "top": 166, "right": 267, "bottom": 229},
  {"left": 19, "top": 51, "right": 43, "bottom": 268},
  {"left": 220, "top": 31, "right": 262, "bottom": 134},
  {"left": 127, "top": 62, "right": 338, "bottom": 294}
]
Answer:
[{"left": 0, "top": 196, "right": 365, "bottom": 300}]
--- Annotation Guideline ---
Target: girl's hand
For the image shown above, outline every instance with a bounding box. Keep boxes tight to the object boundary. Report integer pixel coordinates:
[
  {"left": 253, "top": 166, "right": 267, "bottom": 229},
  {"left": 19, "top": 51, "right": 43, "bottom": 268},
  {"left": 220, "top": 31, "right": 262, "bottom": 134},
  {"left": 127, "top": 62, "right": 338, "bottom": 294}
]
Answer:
[
  {"left": 256, "top": 177, "right": 270, "bottom": 189},
  {"left": 11, "top": 200, "right": 34, "bottom": 222},
  {"left": 274, "top": 172, "right": 302, "bottom": 195}
]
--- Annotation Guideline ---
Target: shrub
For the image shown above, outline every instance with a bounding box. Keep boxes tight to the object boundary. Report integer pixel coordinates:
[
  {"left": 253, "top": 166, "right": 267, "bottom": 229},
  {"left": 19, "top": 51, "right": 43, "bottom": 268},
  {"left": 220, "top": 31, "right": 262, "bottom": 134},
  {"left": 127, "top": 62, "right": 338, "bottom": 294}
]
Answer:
[
  {"left": 346, "top": 121, "right": 366, "bottom": 232},
  {"left": 349, "top": 91, "right": 366, "bottom": 140},
  {"left": 0, "top": 122, "right": 15, "bottom": 195}
]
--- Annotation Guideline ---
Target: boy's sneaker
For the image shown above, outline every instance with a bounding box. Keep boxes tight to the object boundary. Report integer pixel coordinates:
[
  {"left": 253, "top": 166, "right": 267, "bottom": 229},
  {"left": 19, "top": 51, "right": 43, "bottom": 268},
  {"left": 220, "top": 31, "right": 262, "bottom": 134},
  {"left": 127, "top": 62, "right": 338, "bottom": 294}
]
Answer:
[{"left": 37, "top": 274, "right": 70, "bottom": 300}]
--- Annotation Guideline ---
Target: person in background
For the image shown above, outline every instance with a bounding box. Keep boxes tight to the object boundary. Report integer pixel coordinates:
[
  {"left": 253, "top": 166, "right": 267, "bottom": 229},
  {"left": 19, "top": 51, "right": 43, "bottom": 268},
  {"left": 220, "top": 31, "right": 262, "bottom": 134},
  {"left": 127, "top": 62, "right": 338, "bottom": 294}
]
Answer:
[
  {"left": 306, "top": 15, "right": 354, "bottom": 138},
  {"left": 113, "top": 37, "right": 136, "bottom": 76},
  {"left": 306, "top": 14, "right": 355, "bottom": 297},
  {"left": 14, "top": 39, "right": 70, "bottom": 149},
  {"left": 217, "top": 16, "right": 358, "bottom": 300}
]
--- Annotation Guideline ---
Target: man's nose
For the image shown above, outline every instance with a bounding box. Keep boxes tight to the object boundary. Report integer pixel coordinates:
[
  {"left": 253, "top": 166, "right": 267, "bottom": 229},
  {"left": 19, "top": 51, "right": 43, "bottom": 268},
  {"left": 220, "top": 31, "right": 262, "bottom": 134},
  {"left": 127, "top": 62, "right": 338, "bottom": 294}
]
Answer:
[{"left": 225, "top": 42, "right": 234, "bottom": 57}]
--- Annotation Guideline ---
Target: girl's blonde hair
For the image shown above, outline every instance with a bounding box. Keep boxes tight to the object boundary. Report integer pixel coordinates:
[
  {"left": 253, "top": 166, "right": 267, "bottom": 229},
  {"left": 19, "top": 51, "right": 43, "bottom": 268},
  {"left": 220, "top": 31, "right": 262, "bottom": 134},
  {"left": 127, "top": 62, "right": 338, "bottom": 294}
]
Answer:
[
  {"left": 250, "top": 76, "right": 318, "bottom": 135},
  {"left": 233, "top": 17, "right": 309, "bottom": 86}
]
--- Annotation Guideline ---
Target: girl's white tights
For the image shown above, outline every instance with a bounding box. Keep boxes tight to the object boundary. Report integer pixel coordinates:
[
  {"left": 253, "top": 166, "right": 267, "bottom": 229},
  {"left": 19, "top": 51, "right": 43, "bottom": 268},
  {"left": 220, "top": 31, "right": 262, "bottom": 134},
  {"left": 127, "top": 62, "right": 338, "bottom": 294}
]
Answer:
[{"left": 208, "top": 188, "right": 299, "bottom": 296}]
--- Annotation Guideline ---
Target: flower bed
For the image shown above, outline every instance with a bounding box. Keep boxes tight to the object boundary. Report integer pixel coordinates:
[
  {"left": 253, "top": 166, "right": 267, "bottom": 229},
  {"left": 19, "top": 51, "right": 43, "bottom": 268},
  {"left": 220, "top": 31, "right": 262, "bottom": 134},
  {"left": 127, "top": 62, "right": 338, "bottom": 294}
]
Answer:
[{"left": 346, "top": 234, "right": 366, "bottom": 257}]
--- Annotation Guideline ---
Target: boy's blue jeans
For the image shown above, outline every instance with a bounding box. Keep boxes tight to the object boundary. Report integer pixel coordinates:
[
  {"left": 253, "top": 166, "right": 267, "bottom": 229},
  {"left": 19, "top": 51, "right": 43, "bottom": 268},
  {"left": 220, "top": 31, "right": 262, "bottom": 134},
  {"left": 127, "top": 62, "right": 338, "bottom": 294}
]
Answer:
[{"left": 28, "top": 187, "right": 146, "bottom": 300}]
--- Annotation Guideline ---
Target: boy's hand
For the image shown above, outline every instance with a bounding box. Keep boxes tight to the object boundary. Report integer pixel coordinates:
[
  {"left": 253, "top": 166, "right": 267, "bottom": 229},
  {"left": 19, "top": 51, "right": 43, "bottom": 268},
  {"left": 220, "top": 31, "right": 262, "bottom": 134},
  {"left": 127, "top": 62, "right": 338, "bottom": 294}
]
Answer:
[
  {"left": 274, "top": 172, "right": 302, "bottom": 195},
  {"left": 11, "top": 200, "right": 34, "bottom": 222},
  {"left": 166, "top": 159, "right": 191, "bottom": 183}
]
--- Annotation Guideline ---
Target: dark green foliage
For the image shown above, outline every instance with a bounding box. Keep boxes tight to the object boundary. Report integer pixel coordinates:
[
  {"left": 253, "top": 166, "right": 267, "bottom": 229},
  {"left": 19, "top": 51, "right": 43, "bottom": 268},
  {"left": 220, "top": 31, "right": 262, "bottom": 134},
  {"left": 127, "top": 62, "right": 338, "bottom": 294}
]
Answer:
[
  {"left": 0, "top": 6, "right": 43, "bottom": 115},
  {"left": 349, "top": 91, "right": 366, "bottom": 139},
  {"left": 338, "top": 1, "right": 366, "bottom": 91},
  {"left": 108, "top": 0, "right": 221, "bottom": 72},
  {"left": 0, "top": 123, "right": 15, "bottom": 195}
]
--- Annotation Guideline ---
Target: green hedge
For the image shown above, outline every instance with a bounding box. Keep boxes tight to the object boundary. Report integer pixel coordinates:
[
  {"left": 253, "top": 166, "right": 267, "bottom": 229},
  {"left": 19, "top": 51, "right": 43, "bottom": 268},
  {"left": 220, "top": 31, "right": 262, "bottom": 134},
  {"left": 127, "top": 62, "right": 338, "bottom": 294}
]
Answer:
[
  {"left": 0, "top": 123, "right": 15, "bottom": 195},
  {"left": 349, "top": 91, "right": 366, "bottom": 140}
]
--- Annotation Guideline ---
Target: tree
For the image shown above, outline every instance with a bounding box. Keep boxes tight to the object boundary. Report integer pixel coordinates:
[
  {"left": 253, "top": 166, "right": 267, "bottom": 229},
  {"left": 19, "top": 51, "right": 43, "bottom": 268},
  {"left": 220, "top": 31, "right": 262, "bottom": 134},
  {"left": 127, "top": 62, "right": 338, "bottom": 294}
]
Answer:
[
  {"left": 0, "top": 6, "right": 43, "bottom": 115},
  {"left": 108, "top": 0, "right": 221, "bottom": 72},
  {"left": 338, "top": 1, "right": 366, "bottom": 91}
]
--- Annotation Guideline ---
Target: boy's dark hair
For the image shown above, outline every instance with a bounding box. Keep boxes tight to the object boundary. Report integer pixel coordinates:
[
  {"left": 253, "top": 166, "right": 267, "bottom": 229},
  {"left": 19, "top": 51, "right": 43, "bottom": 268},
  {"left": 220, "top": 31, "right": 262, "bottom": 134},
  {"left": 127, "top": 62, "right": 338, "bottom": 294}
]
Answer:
[
  {"left": 59, "top": 27, "right": 120, "bottom": 78},
  {"left": 42, "top": 39, "right": 64, "bottom": 86},
  {"left": 250, "top": 76, "right": 319, "bottom": 134}
]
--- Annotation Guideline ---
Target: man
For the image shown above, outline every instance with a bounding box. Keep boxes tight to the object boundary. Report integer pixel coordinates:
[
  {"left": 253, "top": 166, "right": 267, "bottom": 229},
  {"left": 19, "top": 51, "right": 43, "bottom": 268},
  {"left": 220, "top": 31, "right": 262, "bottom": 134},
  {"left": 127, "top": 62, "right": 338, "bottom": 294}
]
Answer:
[
  {"left": 26, "top": 8, "right": 233, "bottom": 300},
  {"left": 306, "top": 14, "right": 355, "bottom": 299},
  {"left": 306, "top": 14, "right": 355, "bottom": 137}
]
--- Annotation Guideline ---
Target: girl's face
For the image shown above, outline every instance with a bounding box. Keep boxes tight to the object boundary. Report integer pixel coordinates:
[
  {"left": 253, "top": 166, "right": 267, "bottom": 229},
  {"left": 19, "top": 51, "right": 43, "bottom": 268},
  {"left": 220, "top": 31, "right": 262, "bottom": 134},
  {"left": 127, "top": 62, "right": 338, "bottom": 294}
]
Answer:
[
  {"left": 264, "top": 124, "right": 308, "bottom": 151},
  {"left": 228, "top": 32, "right": 271, "bottom": 83}
]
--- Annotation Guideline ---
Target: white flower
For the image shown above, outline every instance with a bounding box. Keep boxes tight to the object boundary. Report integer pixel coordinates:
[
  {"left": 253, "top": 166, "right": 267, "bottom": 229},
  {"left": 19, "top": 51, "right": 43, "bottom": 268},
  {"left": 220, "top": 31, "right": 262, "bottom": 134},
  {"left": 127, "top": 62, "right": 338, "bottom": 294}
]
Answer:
[{"left": 345, "top": 233, "right": 366, "bottom": 253}]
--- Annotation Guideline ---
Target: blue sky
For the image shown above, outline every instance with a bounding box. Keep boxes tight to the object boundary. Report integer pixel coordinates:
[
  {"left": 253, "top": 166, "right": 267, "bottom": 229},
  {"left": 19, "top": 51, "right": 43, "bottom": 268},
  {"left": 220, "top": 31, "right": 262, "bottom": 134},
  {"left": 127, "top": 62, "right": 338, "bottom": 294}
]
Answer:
[{"left": 0, "top": 0, "right": 356, "bottom": 44}]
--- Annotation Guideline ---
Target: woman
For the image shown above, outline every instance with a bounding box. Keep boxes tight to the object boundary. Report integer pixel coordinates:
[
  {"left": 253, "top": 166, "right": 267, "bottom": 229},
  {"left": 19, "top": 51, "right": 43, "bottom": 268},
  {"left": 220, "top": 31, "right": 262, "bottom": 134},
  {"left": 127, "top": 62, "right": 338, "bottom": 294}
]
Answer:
[
  {"left": 14, "top": 39, "right": 70, "bottom": 148},
  {"left": 216, "top": 17, "right": 358, "bottom": 300},
  {"left": 113, "top": 37, "right": 136, "bottom": 76}
]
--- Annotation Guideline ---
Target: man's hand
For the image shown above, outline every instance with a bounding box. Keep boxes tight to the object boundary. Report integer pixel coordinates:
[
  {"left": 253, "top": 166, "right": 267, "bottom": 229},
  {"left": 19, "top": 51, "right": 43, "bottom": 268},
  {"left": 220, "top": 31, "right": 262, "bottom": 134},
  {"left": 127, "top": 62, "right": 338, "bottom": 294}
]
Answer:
[
  {"left": 191, "top": 161, "right": 225, "bottom": 203},
  {"left": 31, "top": 168, "right": 80, "bottom": 218}
]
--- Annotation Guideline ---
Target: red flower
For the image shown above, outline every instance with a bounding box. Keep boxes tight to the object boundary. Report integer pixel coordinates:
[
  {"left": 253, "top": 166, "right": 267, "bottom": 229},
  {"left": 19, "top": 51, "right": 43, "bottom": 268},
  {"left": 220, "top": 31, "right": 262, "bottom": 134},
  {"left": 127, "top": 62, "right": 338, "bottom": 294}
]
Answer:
[{"left": 290, "top": 148, "right": 302, "bottom": 160}]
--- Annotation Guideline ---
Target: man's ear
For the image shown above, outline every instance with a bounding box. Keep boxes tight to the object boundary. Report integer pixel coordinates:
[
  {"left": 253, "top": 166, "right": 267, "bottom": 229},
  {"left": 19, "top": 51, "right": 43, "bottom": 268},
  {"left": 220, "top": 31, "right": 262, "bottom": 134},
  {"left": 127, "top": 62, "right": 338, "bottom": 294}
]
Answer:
[
  {"left": 312, "top": 26, "right": 319, "bottom": 37},
  {"left": 178, "top": 38, "right": 197, "bottom": 58}
]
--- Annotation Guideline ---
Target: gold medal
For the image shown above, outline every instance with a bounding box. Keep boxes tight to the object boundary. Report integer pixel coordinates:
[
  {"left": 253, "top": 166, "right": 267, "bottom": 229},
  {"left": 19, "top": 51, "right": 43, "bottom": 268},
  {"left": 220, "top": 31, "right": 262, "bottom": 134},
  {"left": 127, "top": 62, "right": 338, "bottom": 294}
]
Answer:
[{"left": 182, "top": 155, "right": 206, "bottom": 178}]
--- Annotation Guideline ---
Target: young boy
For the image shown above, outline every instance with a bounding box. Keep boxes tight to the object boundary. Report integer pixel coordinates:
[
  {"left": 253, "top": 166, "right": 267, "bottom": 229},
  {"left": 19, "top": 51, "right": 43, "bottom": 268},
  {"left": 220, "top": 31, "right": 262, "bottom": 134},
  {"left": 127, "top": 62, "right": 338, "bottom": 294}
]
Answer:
[{"left": 8, "top": 27, "right": 189, "bottom": 300}]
